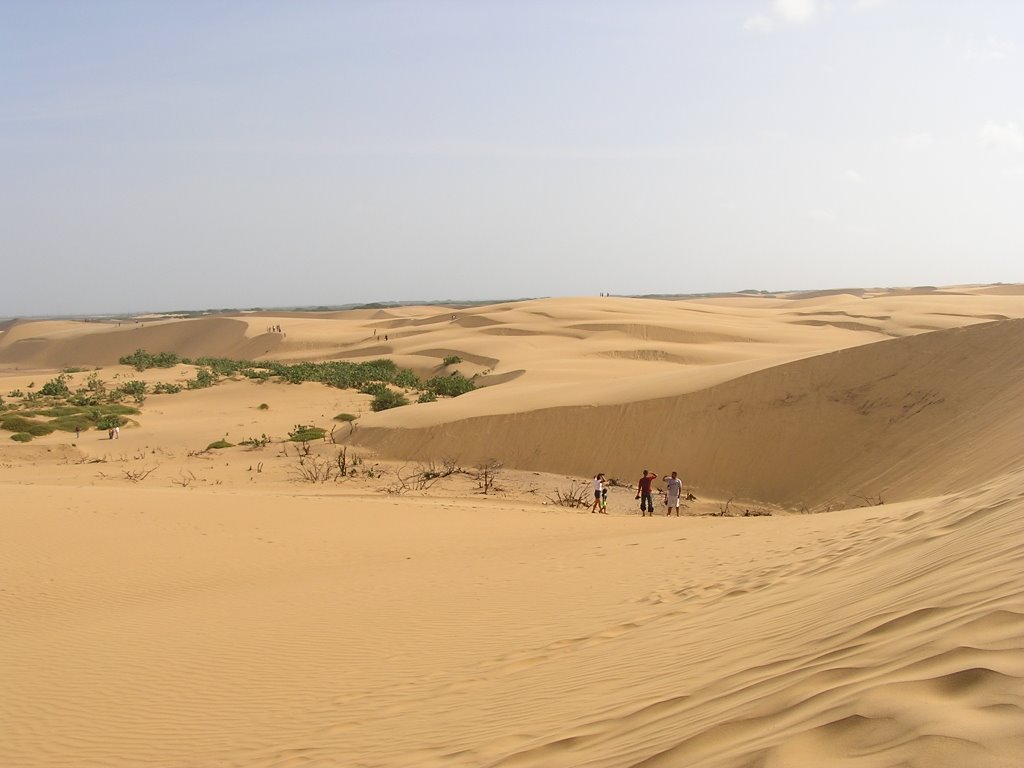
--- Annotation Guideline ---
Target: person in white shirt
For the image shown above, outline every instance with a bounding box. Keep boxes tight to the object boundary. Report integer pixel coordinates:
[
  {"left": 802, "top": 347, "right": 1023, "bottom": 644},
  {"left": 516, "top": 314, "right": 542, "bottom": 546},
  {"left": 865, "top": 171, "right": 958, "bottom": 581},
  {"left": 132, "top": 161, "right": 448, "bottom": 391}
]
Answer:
[
  {"left": 665, "top": 471, "right": 683, "bottom": 516},
  {"left": 591, "top": 473, "right": 605, "bottom": 513}
]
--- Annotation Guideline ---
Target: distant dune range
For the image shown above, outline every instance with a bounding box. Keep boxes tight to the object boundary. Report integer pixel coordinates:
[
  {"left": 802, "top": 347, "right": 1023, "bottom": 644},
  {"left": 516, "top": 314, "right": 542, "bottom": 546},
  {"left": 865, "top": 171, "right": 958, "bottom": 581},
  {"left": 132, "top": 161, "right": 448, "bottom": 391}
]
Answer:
[
  {"left": 3, "top": 290, "right": 1024, "bottom": 512},
  {"left": 0, "top": 317, "right": 283, "bottom": 367},
  {"left": 2, "top": 287, "right": 1024, "bottom": 768}
]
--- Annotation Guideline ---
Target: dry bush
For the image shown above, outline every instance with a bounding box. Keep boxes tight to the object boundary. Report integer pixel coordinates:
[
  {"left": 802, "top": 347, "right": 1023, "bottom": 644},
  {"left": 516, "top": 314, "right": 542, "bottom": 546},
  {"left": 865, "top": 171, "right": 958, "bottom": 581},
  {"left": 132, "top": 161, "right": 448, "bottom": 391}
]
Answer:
[
  {"left": 546, "top": 480, "right": 591, "bottom": 508},
  {"left": 290, "top": 454, "right": 336, "bottom": 483}
]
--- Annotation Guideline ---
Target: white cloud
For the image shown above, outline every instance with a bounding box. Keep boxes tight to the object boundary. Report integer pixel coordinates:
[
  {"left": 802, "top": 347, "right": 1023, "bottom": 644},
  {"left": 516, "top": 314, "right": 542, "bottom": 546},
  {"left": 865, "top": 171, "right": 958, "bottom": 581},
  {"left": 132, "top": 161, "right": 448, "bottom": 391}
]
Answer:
[
  {"left": 964, "top": 37, "right": 1013, "bottom": 62},
  {"left": 807, "top": 208, "right": 837, "bottom": 222},
  {"left": 841, "top": 169, "right": 863, "bottom": 183},
  {"left": 850, "top": 0, "right": 891, "bottom": 11},
  {"left": 979, "top": 121, "right": 1024, "bottom": 152},
  {"left": 744, "top": 0, "right": 821, "bottom": 32},
  {"left": 744, "top": 14, "right": 776, "bottom": 33},
  {"left": 900, "top": 132, "right": 934, "bottom": 151},
  {"left": 1003, "top": 166, "right": 1024, "bottom": 178},
  {"left": 774, "top": 0, "right": 819, "bottom": 23}
]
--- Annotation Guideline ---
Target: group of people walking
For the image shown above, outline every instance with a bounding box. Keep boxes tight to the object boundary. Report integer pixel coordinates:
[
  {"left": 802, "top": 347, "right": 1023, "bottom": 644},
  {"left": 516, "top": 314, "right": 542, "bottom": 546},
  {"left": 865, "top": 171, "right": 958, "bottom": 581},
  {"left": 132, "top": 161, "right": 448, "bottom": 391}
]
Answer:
[{"left": 591, "top": 470, "right": 685, "bottom": 516}]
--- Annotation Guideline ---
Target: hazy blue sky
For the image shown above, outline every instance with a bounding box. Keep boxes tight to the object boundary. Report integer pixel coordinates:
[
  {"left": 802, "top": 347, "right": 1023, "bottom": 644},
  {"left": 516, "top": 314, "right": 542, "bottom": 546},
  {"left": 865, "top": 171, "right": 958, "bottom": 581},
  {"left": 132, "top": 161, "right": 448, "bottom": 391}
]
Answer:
[{"left": 2, "top": 0, "right": 1022, "bottom": 316}]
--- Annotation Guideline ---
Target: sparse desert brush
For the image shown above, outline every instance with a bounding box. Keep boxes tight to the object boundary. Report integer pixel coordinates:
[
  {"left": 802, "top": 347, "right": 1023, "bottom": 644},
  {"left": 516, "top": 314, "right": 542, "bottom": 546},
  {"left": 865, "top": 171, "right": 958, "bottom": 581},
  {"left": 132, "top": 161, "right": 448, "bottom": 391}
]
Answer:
[
  {"left": 113, "top": 380, "right": 147, "bottom": 403},
  {"left": 207, "top": 439, "right": 234, "bottom": 450},
  {"left": 240, "top": 433, "right": 270, "bottom": 448},
  {"left": 371, "top": 389, "right": 409, "bottom": 412},
  {"left": 288, "top": 424, "right": 326, "bottom": 442},
  {"left": 39, "top": 374, "right": 71, "bottom": 397},
  {"left": 10, "top": 432, "right": 32, "bottom": 442},
  {"left": 151, "top": 382, "right": 182, "bottom": 394},
  {"left": 187, "top": 368, "right": 218, "bottom": 389},
  {"left": 8, "top": 389, "right": 23, "bottom": 398},
  {"left": 359, "top": 381, "right": 389, "bottom": 397},
  {"left": 424, "top": 372, "right": 476, "bottom": 398},
  {"left": 442, "top": 355, "right": 463, "bottom": 366},
  {"left": 417, "top": 390, "right": 437, "bottom": 403},
  {"left": 333, "top": 412, "right": 357, "bottom": 422},
  {"left": 95, "top": 414, "right": 125, "bottom": 430},
  {"left": 119, "top": 349, "right": 180, "bottom": 371},
  {"left": 258, "top": 403, "right": 270, "bottom": 410}
]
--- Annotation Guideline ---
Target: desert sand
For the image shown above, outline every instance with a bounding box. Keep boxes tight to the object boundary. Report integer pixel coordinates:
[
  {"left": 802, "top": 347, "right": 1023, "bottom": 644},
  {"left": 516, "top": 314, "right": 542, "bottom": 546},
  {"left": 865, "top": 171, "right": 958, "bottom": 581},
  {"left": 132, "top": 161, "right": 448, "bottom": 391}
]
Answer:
[{"left": 2, "top": 286, "right": 1023, "bottom": 767}]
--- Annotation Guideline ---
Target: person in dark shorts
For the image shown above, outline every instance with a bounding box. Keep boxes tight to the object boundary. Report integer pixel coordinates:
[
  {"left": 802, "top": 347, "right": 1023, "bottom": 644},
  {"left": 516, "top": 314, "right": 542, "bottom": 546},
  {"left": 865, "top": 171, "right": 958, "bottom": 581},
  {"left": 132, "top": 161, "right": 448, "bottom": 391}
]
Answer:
[
  {"left": 591, "top": 473, "right": 605, "bottom": 513},
  {"left": 636, "top": 470, "right": 658, "bottom": 516}
]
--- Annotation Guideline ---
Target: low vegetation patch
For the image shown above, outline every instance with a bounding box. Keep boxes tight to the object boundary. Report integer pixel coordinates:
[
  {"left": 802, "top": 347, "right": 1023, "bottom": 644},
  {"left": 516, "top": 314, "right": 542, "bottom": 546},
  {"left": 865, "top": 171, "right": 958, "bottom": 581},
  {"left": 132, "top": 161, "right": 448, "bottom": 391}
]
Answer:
[
  {"left": 371, "top": 389, "right": 409, "bottom": 412},
  {"left": 288, "top": 424, "right": 326, "bottom": 442},
  {"left": 206, "top": 439, "right": 234, "bottom": 450}
]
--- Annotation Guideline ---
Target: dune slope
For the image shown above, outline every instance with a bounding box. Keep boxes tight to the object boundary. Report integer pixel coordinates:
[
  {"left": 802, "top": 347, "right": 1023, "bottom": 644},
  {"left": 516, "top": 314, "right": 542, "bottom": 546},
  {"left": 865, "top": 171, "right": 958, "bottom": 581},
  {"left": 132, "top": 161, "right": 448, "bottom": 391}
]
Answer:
[{"left": 351, "top": 318, "right": 1024, "bottom": 509}]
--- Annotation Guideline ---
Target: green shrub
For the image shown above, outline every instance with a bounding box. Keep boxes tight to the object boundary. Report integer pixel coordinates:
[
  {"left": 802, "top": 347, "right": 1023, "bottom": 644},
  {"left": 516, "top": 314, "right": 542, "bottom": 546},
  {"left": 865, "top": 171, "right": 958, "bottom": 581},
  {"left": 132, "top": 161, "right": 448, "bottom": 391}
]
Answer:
[
  {"left": 10, "top": 432, "right": 32, "bottom": 442},
  {"left": 240, "top": 433, "right": 269, "bottom": 448},
  {"left": 152, "top": 382, "right": 182, "bottom": 394},
  {"left": 394, "top": 368, "right": 419, "bottom": 388},
  {"left": 424, "top": 372, "right": 476, "bottom": 398},
  {"left": 187, "top": 368, "right": 218, "bottom": 389},
  {"left": 120, "top": 349, "right": 180, "bottom": 371},
  {"left": 442, "top": 355, "right": 463, "bottom": 366},
  {"left": 289, "top": 424, "right": 326, "bottom": 442},
  {"left": 8, "top": 389, "right": 23, "bottom": 398},
  {"left": 258, "top": 403, "right": 270, "bottom": 410},
  {"left": 371, "top": 389, "right": 409, "bottom": 412},
  {"left": 359, "top": 381, "right": 389, "bottom": 397},
  {"left": 95, "top": 414, "right": 125, "bottom": 430},
  {"left": 114, "top": 380, "right": 147, "bottom": 403},
  {"left": 39, "top": 374, "right": 71, "bottom": 397},
  {"left": 417, "top": 390, "right": 437, "bottom": 403},
  {"left": 207, "top": 439, "right": 234, "bottom": 449},
  {"left": 62, "top": 366, "right": 88, "bottom": 374},
  {"left": 334, "top": 412, "right": 358, "bottom": 422}
]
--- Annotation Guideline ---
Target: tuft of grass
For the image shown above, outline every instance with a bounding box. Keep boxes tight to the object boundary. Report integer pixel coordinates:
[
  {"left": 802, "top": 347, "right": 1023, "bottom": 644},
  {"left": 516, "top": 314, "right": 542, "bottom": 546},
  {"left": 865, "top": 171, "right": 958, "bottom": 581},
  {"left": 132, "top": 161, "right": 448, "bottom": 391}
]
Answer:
[
  {"left": 207, "top": 439, "right": 234, "bottom": 450},
  {"left": 1, "top": 415, "right": 39, "bottom": 433},
  {"left": 288, "top": 425, "right": 326, "bottom": 442},
  {"left": 50, "top": 414, "right": 93, "bottom": 432},
  {"left": 10, "top": 432, "right": 32, "bottom": 442},
  {"left": 442, "top": 355, "right": 463, "bottom": 366},
  {"left": 333, "top": 412, "right": 357, "bottom": 422}
]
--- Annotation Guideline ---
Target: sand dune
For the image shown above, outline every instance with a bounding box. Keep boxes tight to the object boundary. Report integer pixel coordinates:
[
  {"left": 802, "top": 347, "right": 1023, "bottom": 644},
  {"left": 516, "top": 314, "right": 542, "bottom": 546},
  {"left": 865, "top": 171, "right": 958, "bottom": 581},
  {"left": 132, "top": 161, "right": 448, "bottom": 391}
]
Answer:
[
  {"left": 353, "top": 318, "right": 1024, "bottom": 509},
  {"left": 2, "top": 286, "right": 1024, "bottom": 767}
]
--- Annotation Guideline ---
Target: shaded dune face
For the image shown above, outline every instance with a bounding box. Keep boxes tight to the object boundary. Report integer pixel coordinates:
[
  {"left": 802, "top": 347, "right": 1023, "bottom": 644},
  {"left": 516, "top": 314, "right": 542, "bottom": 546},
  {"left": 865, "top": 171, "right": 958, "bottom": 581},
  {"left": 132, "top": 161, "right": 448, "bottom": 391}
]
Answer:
[
  {"left": 352, "top": 318, "right": 1024, "bottom": 509},
  {"left": 0, "top": 317, "right": 282, "bottom": 367}
]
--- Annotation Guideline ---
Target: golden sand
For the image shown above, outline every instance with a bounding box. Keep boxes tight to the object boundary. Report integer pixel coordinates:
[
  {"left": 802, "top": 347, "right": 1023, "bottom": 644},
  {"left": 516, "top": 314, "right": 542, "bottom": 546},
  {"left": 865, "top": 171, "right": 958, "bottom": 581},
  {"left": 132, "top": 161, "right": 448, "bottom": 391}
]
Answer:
[{"left": 2, "top": 286, "right": 1023, "bottom": 767}]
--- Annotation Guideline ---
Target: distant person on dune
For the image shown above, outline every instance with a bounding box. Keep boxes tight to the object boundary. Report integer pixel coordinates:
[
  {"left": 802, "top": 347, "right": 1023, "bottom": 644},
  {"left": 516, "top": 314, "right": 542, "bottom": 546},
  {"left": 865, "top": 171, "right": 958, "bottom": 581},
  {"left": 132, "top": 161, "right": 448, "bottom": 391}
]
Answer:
[
  {"left": 664, "top": 471, "right": 682, "bottom": 516},
  {"left": 636, "top": 470, "right": 658, "bottom": 516},
  {"left": 600, "top": 484, "right": 608, "bottom": 514},
  {"left": 591, "top": 473, "right": 605, "bottom": 513}
]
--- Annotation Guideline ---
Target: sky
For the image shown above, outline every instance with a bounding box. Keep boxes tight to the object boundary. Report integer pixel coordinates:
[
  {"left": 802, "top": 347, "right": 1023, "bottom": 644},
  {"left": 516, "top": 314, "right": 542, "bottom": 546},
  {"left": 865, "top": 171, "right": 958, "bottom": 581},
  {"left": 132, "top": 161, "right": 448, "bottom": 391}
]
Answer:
[{"left": 2, "top": 0, "right": 1022, "bottom": 316}]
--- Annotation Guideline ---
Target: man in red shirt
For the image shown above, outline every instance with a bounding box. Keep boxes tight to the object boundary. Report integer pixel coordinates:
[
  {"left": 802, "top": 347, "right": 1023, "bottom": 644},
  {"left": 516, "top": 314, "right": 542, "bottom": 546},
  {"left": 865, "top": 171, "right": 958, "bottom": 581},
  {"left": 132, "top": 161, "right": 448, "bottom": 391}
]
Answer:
[{"left": 636, "top": 469, "right": 659, "bottom": 516}]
